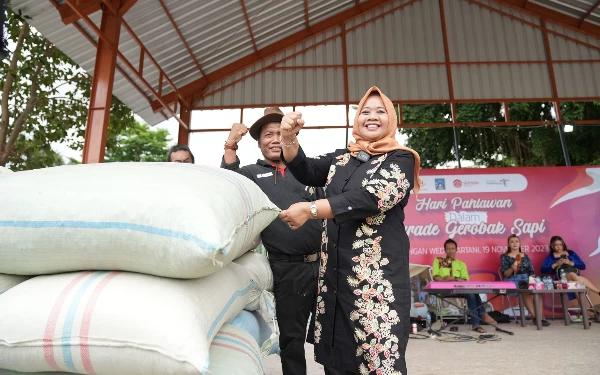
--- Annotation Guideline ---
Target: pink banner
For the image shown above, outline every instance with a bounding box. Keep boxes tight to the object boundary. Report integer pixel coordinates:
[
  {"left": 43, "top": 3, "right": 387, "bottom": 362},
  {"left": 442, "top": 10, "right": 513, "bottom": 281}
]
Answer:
[{"left": 406, "top": 166, "right": 600, "bottom": 311}]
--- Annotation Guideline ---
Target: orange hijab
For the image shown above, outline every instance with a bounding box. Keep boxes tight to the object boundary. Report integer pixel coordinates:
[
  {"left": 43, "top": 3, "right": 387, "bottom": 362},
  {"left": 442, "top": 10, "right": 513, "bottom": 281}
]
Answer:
[{"left": 347, "top": 86, "right": 422, "bottom": 195}]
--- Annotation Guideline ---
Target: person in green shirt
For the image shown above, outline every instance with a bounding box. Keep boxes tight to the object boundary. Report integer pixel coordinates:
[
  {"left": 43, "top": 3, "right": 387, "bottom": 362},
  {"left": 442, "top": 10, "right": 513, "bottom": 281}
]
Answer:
[{"left": 432, "top": 239, "right": 496, "bottom": 333}]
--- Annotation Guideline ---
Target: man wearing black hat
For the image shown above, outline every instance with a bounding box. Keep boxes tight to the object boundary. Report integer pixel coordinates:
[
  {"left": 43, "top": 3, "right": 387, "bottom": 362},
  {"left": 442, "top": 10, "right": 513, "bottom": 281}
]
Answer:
[{"left": 221, "top": 108, "right": 322, "bottom": 375}]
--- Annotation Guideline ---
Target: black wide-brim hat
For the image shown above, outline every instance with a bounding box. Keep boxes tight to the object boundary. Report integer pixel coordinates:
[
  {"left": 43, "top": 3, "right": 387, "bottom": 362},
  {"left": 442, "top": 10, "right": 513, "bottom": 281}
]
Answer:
[{"left": 249, "top": 113, "right": 284, "bottom": 140}]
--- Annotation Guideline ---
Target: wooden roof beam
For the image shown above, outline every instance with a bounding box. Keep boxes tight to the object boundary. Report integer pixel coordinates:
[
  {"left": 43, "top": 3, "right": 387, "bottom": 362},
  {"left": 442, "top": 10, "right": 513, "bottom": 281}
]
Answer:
[
  {"left": 56, "top": 0, "right": 102, "bottom": 24},
  {"left": 116, "top": 0, "right": 138, "bottom": 15},
  {"left": 579, "top": 0, "right": 600, "bottom": 28},
  {"left": 149, "top": 0, "right": 397, "bottom": 112},
  {"left": 240, "top": 0, "right": 258, "bottom": 53},
  {"left": 304, "top": 0, "right": 310, "bottom": 29},
  {"left": 56, "top": 0, "right": 137, "bottom": 25},
  {"left": 493, "top": 0, "right": 600, "bottom": 36}
]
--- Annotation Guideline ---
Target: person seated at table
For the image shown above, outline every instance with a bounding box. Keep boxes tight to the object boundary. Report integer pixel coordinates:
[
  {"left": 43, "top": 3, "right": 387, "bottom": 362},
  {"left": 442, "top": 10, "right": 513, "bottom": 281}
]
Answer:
[
  {"left": 501, "top": 234, "right": 550, "bottom": 327},
  {"left": 541, "top": 235, "right": 600, "bottom": 296},
  {"left": 432, "top": 239, "right": 496, "bottom": 333}
]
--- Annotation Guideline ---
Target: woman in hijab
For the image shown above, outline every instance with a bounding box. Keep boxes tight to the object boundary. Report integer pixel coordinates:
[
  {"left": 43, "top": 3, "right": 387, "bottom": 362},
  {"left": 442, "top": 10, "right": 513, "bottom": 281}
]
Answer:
[{"left": 279, "top": 87, "right": 420, "bottom": 375}]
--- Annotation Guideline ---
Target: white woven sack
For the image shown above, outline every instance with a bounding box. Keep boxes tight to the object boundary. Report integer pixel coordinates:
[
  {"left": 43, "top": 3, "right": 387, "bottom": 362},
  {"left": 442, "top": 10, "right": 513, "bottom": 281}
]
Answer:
[
  {"left": 0, "top": 162, "right": 280, "bottom": 278},
  {"left": 0, "top": 263, "right": 251, "bottom": 375},
  {"left": 229, "top": 310, "right": 276, "bottom": 358},
  {"left": 0, "top": 323, "right": 263, "bottom": 375},
  {"left": 208, "top": 323, "right": 264, "bottom": 375},
  {"left": 0, "top": 274, "right": 32, "bottom": 294},
  {"left": 233, "top": 251, "right": 273, "bottom": 311}
]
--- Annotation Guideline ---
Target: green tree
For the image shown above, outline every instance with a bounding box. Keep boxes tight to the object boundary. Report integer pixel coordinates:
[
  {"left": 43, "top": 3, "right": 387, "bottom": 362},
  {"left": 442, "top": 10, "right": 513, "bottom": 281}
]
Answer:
[
  {"left": 8, "top": 143, "right": 64, "bottom": 170},
  {"left": 559, "top": 102, "right": 600, "bottom": 166},
  {"left": 400, "top": 104, "right": 453, "bottom": 168},
  {"left": 0, "top": 8, "right": 136, "bottom": 171},
  {"left": 400, "top": 101, "right": 599, "bottom": 168},
  {"left": 105, "top": 122, "right": 170, "bottom": 163}
]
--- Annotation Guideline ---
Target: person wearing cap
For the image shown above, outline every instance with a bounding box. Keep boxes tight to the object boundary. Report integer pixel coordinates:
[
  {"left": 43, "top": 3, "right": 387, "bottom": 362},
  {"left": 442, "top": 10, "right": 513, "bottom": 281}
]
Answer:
[
  {"left": 278, "top": 87, "right": 421, "bottom": 375},
  {"left": 220, "top": 108, "right": 323, "bottom": 375}
]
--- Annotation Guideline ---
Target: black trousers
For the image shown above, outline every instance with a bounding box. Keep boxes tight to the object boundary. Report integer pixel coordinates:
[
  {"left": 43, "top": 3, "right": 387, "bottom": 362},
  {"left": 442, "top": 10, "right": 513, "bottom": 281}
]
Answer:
[{"left": 270, "top": 258, "right": 320, "bottom": 375}]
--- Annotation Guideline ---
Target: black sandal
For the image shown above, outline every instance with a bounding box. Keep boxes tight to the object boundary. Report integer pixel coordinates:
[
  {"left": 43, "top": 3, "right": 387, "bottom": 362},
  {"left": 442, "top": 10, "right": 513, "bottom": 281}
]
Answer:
[{"left": 472, "top": 326, "right": 486, "bottom": 333}]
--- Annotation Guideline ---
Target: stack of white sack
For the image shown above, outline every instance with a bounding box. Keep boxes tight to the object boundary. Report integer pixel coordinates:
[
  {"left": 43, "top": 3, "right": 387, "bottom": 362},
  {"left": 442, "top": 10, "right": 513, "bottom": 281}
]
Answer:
[
  {"left": 0, "top": 268, "right": 252, "bottom": 374},
  {"left": 0, "top": 322, "right": 264, "bottom": 375},
  {"left": 0, "top": 274, "right": 32, "bottom": 295},
  {"left": 0, "top": 169, "right": 34, "bottom": 297},
  {"left": 0, "top": 163, "right": 280, "bottom": 374},
  {"left": 233, "top": 252, "right": 278, "bottom": 356},
  {"left": 233, "top": 251, "right": 275, "bottom": 316},
  {"left": 0, "top": 163, "right": 279, "bottom": 278}
]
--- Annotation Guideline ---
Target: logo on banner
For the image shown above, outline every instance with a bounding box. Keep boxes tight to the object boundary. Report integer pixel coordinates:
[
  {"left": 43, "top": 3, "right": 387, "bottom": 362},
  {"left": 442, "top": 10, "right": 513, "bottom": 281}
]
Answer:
[
  {"left": 420, "top": 174, "right": 527, "bottom": 194},
  {"left": 453, "top": 179, "right": 479, "bottom": 188},
  {"left": 452, "top": 179, "right": 479, "bottom": 189},
  {"left": 487, "top": 179, "right": 510, "bottom": 187},
  {"left": 435, "top": 178, "right": 446, "bottom": 190}
]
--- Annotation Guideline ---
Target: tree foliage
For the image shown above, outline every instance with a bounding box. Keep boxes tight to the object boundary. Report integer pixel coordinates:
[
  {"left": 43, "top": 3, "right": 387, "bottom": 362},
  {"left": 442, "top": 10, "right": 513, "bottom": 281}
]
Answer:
[
  {"left": 400, "top": 102, "right": 600, "bottom": 168},
  {"left": 0, "top": 8, "right": 136, "bottom": 171},
  {"left": 105, "top": 122, "right": 170, "bottom": 163}
]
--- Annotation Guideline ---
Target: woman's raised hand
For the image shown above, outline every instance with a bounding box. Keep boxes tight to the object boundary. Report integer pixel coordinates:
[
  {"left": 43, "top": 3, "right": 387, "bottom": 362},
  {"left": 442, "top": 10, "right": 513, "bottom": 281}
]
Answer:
[
  {"left": 281, "top": 112, "right": 305, "bottom": 141},
  {"left": 280, "top": 112, "right": 303, "bottom": 161}
]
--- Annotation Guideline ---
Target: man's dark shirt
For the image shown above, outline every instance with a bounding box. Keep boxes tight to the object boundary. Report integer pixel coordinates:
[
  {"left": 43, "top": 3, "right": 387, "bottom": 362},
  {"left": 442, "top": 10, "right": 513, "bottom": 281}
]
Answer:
[{"left": 221, "top": 156, "right": 323, "bottom": 256}]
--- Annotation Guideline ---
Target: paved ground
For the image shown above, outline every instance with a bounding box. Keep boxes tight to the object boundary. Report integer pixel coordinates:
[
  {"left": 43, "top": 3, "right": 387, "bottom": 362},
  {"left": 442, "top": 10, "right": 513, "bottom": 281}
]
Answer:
[{"left": 263, "top": 319, "right": 600, "bottom": 374}]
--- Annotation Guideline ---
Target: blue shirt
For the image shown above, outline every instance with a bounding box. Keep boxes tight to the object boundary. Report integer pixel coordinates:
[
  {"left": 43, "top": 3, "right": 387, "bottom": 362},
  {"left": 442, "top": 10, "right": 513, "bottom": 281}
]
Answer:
[{"left": 540, "top": 250, "right": 586, "bottom": 275}]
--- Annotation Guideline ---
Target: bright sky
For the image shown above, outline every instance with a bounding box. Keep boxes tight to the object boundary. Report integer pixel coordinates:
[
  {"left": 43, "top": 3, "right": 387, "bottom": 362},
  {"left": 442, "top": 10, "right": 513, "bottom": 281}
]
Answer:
[{"left": 53, "top": 105, "right": 409, "bottom": 166}]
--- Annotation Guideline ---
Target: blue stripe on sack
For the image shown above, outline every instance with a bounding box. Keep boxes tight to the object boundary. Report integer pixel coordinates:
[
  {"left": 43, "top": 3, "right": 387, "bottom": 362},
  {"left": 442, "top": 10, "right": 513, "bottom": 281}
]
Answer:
[
  {"left": 206, "top": 284, "right": 252, "bottom": 339},
  {"left": 0, "top": 221, "right": 220, "bottom": 251},
  {"left": 0, "top": 166, "right": 264, "bottom": 255},
  {"left": 62, "top": 272, "right": 105, "bottom": 372},
  {"left": 213, "top": 334, "right": 264, "bottom": 372}
]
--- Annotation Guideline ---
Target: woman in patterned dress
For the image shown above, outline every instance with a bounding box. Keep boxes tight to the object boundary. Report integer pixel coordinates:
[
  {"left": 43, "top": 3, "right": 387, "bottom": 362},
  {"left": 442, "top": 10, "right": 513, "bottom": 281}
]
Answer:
[
  {"left": 501, "top": 234, "right": 550, "bottom": 326},
  {"left": 278, "top": 87, "right": 421, "bottom": 375}
]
